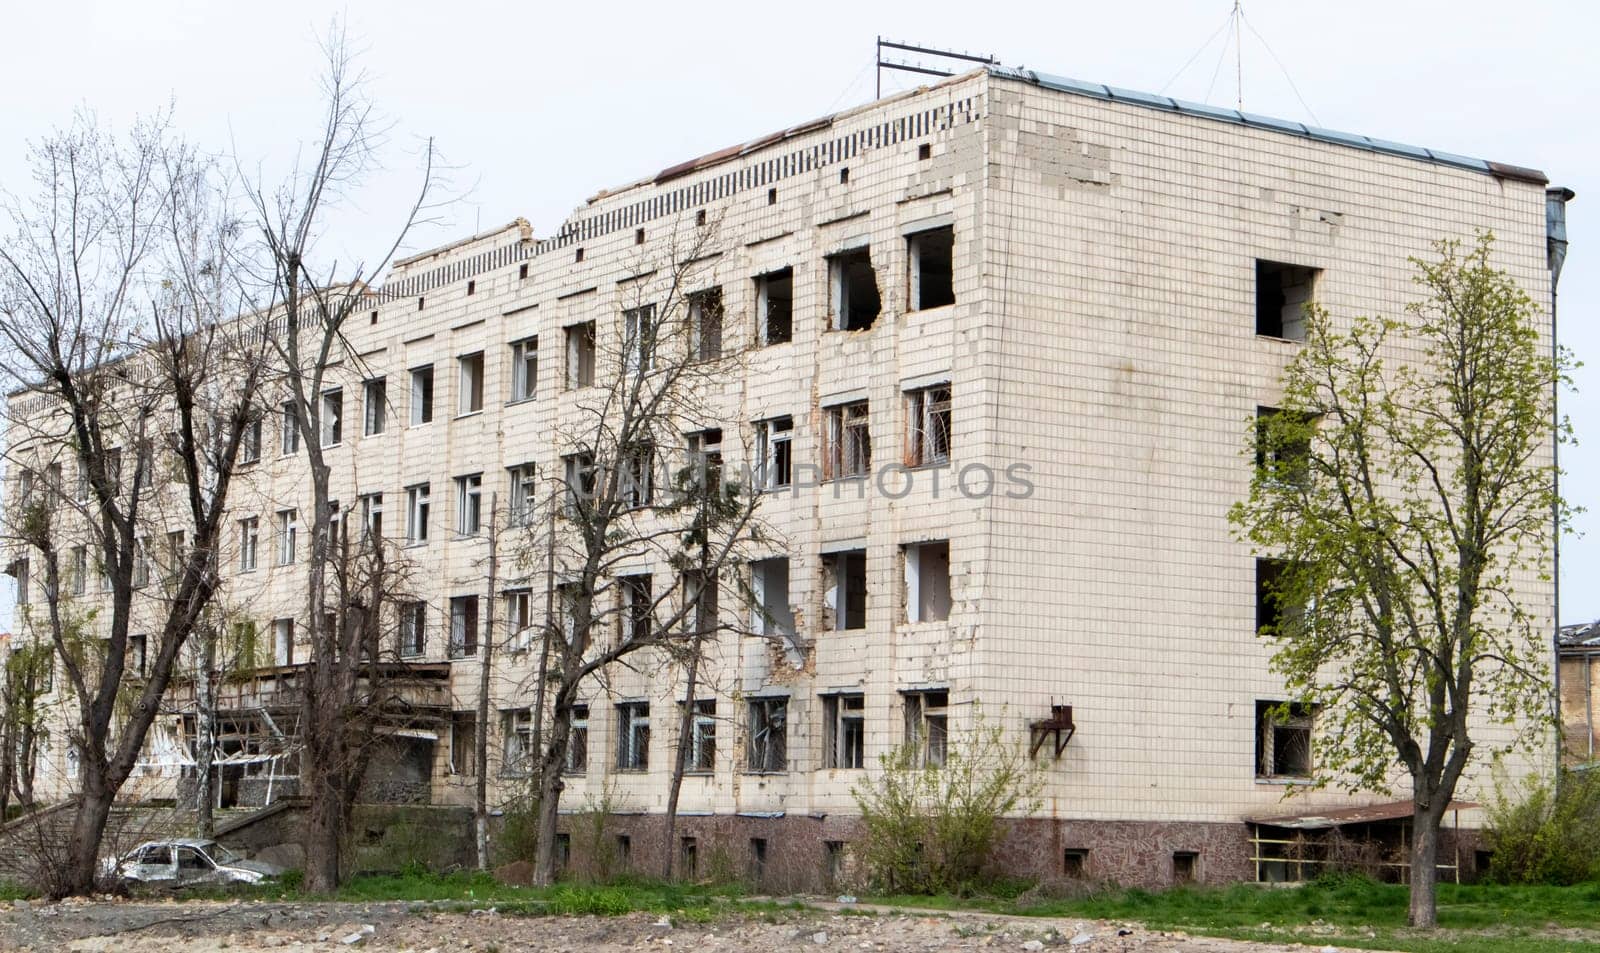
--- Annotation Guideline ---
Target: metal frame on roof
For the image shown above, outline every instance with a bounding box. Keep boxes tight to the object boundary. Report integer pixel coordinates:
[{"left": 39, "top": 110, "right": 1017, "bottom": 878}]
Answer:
[{"left": 992, "top": 66, "right": 1547, "bottom": 185}]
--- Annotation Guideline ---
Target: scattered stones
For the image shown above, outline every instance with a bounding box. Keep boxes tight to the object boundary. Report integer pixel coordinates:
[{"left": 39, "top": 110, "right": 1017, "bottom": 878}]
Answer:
[
  {"left": 812, "top": 930, "right": 830, "bottom": 944},
  {"left": 1021, "top": 940, "right": 1045, "bottom": 951}
]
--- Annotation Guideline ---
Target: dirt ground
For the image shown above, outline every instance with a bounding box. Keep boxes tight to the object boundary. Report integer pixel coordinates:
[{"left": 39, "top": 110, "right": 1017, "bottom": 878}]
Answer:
[{"left": 0, "top": 899, "right": 1390, "bottom": 953}]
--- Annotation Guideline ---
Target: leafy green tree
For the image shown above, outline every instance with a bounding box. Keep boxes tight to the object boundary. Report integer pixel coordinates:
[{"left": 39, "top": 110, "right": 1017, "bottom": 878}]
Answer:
[{"left": 1231, "top": 234, "right": 1570, "bottom": 927}]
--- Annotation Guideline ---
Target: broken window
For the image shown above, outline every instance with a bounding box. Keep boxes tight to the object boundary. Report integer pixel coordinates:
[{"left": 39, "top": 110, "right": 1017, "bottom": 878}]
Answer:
[
  {"left": 907, "top": 226, "right": 955, "bottom": 310},
  {"left": 751, "top": 558, "right": 795, "bottom": 639},
  {"left": 449, "top": 594, "right": 479, "bottom": 658},
  {"left": 505, "top": 589, "right": 534, "bottom": 653},
  {"left": 756, "top": 268, "right": 793, "bottom": 345},
  {"left": 275, "top": 509, "right": 298, "bottom": 565},
  {"left": 450, "top": 711, "right": 476, "bottom": 775},
  {"left": 510, "top": 337, "right": 538, "bottom": 402},
  {"left": 363, "top": 378, "right": 386, "bottom": 436},
  {"left": 1255, "top": 558, "right": 1294, "bottom": 635},
  {"left": 272, "top": 618, "right": 294, "bottom": 667},
  {"left": 508, "top": 463, "right": 538, "bottom": 527},
  {"left": 620, "top": 573, "right": 653, "bottom": 643},
  {"left": 755, "top": 416, "right": 793, "bottom": 490},
  {"left": 904, "top": 540, "right": 952, "bottom": 623},
  {"left": 687, "top": 698, "right": 716, "bottom": 772},
  {"left": 238, "top": 519, "right": 258, "bottom": 573},
  {"left": 823, "top": 693, "right": 866, "bottom": 769},
  {"left": 501, "top": 708, "right": 533, "bottom": 774},
  {"left": 399, "top": 601, "right": 426, "bottom": 657},
  {"left": 567, "top": 704, "right": 589, "bottom": 774},
  {"left": 128, "top": 633, "right": 147, "bottom": 678},
  {"left": 1255, "top": 260, "right": 1319, "bottom": 340},
  {"left": 825, "top": 400, "right": 871, "bottom": 479},
  {"left": 280, "top": 403, "right": 299, "bottom": 454},
  {"left": 746, "top": 697, "right": 788, "bottom": 773},
  {"left": 621, "top": 442, "right": 654, "bottom": 508},
  {"left": 1173, "top": 851, "right": 1199, "bottom": 883},
  {"left": 241, "top": 418, "right": 262, "bottom": 463},
  {"left": 455, "top": 473, "right": 483, "bottom": 535},
  {"left": 1063, "top": 849, "right": 1089, "bottom": 879},
  {"left": 689, "top": 287, "right": 723, "bottom": 361},
  {"left": 360, "top": 493, "right": 383, "bottom": 540},
  {"left": 823, "top": 549, "right": 868, "bottom": 631},
  {"left": 616, "top": 701, "right": 650, "bottom": 771},
  {"left": 906, "top": 385, "right": 951, "bottom": 467},
  {"left": 405, "top": 483, "right": 430, "bottom": 544},
  {"left": 686, "top": 428, "right": 723, "bottom": 495},
  {"left": 566, "top": 321, "right": 596, "bottom": 389},
  {"left": 903, "top": 689, "right": 949, "bottom": 767},
  {"left": 623, "top": 305, "right": 655, "bottom": 376},
  {"left": 1255, "top": 406, "right": 1314, "bottom": 486},
  {"left": 321, "top": 389, "right": 343, "bottom": 446},
  {"left": 563, "top": 452, "right": 596, "bottom": 514},
  {"left": 829, "top": 247, "right": 881, "bottom": 331},
  {"left": 410, "top": 365, "right": 434, "bottom": 425},
  {"left": 458, "top": 351, "right": 485, "bottom": 415},
  {"left": 1255, "top": 700, "right": 1314, "bottom": 779}
]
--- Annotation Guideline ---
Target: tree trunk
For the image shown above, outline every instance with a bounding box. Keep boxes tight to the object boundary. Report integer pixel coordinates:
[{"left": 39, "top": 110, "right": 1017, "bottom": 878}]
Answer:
[
  {"left": 1408, "top": 807, "right": 1441, "bottom": 929},
  {"left": 195, "top": 633, "right": 217, "bottom": 838},
  {"left": 661, "top": 634, "right": 702, "bottom": 881},
  {"left": 302, "top": 756, "right": 343, "bottom": 893},
  {"left": 58, "top": 768, "right": 116, "bottom": 898},
  {"left": 531, "top": 708, "right": 571, "bottom": 885},
  {"left": 475, "top": 497, "right": 498, "bottom": 870}
]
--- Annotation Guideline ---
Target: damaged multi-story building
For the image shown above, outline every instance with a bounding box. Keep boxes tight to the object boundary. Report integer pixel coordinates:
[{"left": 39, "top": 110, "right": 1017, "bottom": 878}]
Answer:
[{"left": 4, "top": 64, "right": 1569, "bottom": 888}]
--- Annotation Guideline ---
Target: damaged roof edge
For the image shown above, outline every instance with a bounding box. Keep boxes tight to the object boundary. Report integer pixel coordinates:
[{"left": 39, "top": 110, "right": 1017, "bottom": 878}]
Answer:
[
  {"left": 992, "top": 66, "right": 1549, "bottom": 186},
  {"left": 392, "top": 218, "right": 534, "bottom": 270}
]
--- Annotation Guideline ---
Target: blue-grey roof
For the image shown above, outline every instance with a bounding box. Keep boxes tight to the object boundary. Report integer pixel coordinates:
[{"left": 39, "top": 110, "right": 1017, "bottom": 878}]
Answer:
[{"left": 990, "top": 66, "right": 1547, "bottom": 185}]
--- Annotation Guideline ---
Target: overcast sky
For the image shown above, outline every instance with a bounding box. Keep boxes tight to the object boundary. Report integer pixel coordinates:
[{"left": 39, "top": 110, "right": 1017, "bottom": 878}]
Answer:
[{"left": 2, "top": 0, "right": 1595, "bottom": 627}]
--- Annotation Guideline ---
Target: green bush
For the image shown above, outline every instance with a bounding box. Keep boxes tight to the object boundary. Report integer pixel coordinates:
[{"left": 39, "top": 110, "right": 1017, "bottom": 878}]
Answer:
[
  {"left": 1484, "top": 769, "right": 1600, "bottom": 884},
  {"left": 851, "top": 714, "right": 1042, "bottom": 895}
]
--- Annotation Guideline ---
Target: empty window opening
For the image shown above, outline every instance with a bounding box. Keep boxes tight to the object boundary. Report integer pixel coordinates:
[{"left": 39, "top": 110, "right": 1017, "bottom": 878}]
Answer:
[
  {"left": 369, "top": 310, "right": 378, "bottom": 326},
  {"left": 617, "top": 701, "right": 650, "bottom": 770},
  {"left": 839, "top": 167, "right": 850, "bottom": 184},
  {"left": 904, "top": 689, "right": 949, "bottom": 767},
  {"left": 458, "top": 351, "right": 485, "bottom": 414},
  {"left": 767, "top": 187, "right": 777, "bottom": 205},
  {"left": 756, "top": 268, "right": 793, "bottom": 345},
  {"left": 829, "top": 247, "right": 881, "bottom": 331},
  {"left": 635, "top": 227, "right": 646, "bottom": 245},
  {"left": 617, "top": 834, "right": 632, "bottom": 867},
  {"left": 906, "top": 385, "right": 951, "bottom": 467},
  {"left": 1173, "top": 851, "right": 1199, "bottom": 884},
  {"left": 467, "top": 279, "right": 476, "bottom": 296},
  {"left": 519, "top": 263, "right": 529, "bottom": 280},
  {"left": 680, "top": 836, "right": 698, "bottom": 879},
  {"left": 1063, "top": 849, "right": 1089, "bottom": 879},
  {"left": 687, "top": 698, "right": 716, "bottom": 772},
  {"left": 1256, "top": 558, "right": 1293, "bottom": 635},
  {"left": 1255, "top": 406, "right": 1313, "bottom": 485},
  {"left": 823, "top": 549, "right": 868, "bottom": 631},
  {"left": 749, "top": 837, "right": 769, "bottom": 884},
  {"left": 567, "top": 704, "right": 589, "bottom": 774},
  {"left": 689, "top": 287, "right": 724, "bottom": 361},
  {"left": 825, "top": 400, "right": 871, "bottom": 479},
  {"left": 321, "top": 389, "right": 343, "bottom": 446},
  {"left": 1255, "top": 260, "right": 1318, "bottom": 340},
  {"left": 746, "top": 696, "right": 788, "bottom": 773},
  {"left": 556, "top": 833, "right": 571, "bottom": 871},
  {"left": 1256, "top": 700, "right": 1313, "bottom": 779},
  {"left": 904, "top": 540, "right": 952, "bottom": 623},
  {"left": 823, "top": 841, "right": 845, "bottom": 888},
  {"left": 918, "top": 143, "right": 932, "bottom": 160},
  {"left": 360, "top": 493, "right": 384, "bottom": 539},
  {"left": 418, "top": 296, "right": 425, "bottom": 311},
  {"left": 566, "top": 321, "right": 596, "bottom": 389},
  {"left": 908, "top": 227, "right": 955, "bottom": 310},
  {"left": 623, "top": 304, "right": 655, "bottom": 376},
  {"left": 406, "top": 483, "right": 430, "bottom": 543},
  {"left": 695, "top": 209, "right": 707, "bottom": 227},
  {"left": 511, "top": 337, "right": 539, "bottom": 402},
  {"left": 620, "top": 573, "right": 653, "bottom": 643},
  {"left": 575, "top": 247, "right": 585, "bottom": 263},
  {"left": 272, "top": 618, "right": 294, "bottom": 667},
  {"left": 756, "top": 416, "right": 793, "bottom": 489},
  {"left": 449, "top": 595, "right": 479, "bottom": 658},
  {"left": 449, "top": 711, "right": 476, "bottom": 775},
  {"left": 823, "top": 693, "right": 866, "bottom": 769},
  {"left": 410, "top": 365, "right": 435, "bottom": 425},
  {"left": 363, "top": 378, "right": 387, "bottom": 436},
  {"left": 399, "top": 601, "right": 425, "bottom": 657},
  {"left": 752, "top": 558, "right": 795, "bottom": 640}
]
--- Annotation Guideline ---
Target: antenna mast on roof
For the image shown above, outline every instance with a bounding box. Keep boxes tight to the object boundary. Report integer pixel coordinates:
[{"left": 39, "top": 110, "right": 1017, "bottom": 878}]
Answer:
[{"left": 876, "top": 37, "right": 998, "bottom": 99}]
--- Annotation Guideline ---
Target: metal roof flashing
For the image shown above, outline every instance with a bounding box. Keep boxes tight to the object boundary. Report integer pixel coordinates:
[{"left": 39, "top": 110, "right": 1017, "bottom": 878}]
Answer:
[{"left": 993, "top": 67, "right": 1546, "bottom": 186}]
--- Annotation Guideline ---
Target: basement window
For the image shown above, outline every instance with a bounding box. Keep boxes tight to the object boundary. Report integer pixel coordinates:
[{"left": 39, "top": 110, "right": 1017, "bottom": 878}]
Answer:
[
  {"left": 829, "top": 247, "right": 881, "bottom": 331},
  {"left": 680, "top": 837, "right": 698, "bottom": 878},
  {"left": 1173, "top": 851, "right": 1199, "bottom": 884},
  {"left": 823, "top": 549, "right": 868, "bottom": 631},
  {"left": 1255, "top": 260, "right": 1319, "bottom": 340},
  {"left": 823, "top": 693, "right": 866, "bottom": 769},
  {"left": 904, "top": 540, "right": 951, "bottom": 623},
  {"left": 907, "top": 227, "right": 955, "bottom": 310},
  {"left": 1063, "top": 849, "right": 1089, "bottom": 879},
  {"left": 756, "top": 267, "right": 793, "bottom": 345},
  {"left": 751, "top": 557, "right": 794, "bottom": 639},
  {"left": 565, "top": 321, "right": 596, "bottom": 389},
  {"left": 903, "top": 689, "right": 949, "bottom": 767},
  {"left": 1255, "top": 700, "right": 1313, "bottom": 779}
]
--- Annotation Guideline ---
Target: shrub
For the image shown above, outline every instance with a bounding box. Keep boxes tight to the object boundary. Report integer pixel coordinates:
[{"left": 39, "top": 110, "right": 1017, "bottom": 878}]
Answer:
[
  {"left": 851, "top": 713, "right": 1042, "bottom": 895},
  {"left": 1484, "top": 769, "right": 1600, "bottom": 884}
]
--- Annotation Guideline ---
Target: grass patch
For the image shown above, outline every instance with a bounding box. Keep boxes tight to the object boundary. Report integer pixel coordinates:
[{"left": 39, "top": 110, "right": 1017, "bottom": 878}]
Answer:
[
  {"left": 864, "top": 878, "right": 1600, "bottom": 953},
  {"left": 0, "top": 880, "right": 34, "bottom": 901}
]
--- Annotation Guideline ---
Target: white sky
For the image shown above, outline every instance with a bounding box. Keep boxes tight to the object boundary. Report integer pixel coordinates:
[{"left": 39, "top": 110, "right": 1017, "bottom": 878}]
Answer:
[{"left": 1, "top": 0, "right": 1596, "bottom": 626}]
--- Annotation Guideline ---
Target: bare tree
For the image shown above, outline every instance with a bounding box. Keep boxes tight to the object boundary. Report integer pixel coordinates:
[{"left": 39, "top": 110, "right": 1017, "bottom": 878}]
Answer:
[
  {"left": 515, "top": 225, "right": 771, "bottom": 885},
  {"left": 0, "top": 112, "right": 268, "bottom": 896},
  {"left": 239, "top": 25, "right": 440, "bottom": 893}
]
